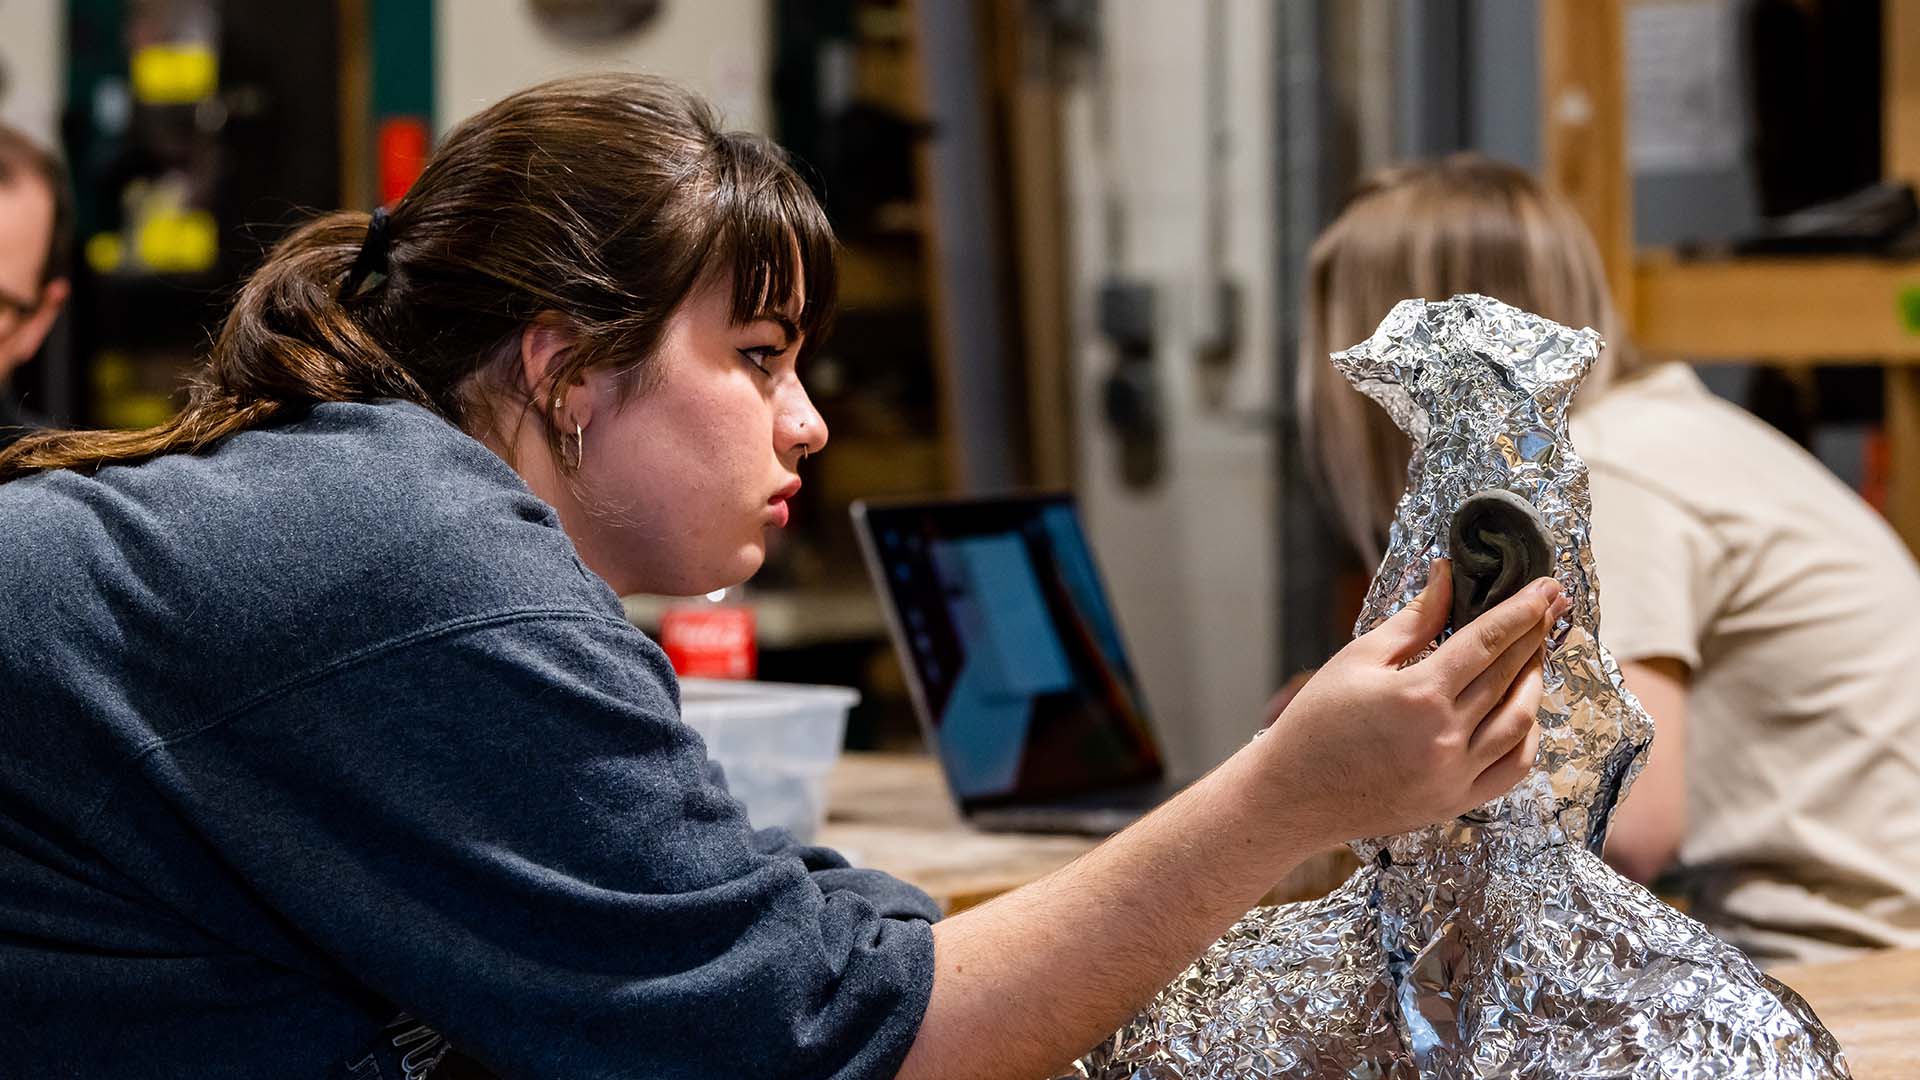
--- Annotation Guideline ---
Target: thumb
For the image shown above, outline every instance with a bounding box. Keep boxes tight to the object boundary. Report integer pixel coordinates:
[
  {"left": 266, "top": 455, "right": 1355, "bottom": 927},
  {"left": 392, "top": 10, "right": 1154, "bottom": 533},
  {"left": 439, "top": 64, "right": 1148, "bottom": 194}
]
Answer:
[{"left": 1369, "top": 558, "right": 1451, "bottom": 663}]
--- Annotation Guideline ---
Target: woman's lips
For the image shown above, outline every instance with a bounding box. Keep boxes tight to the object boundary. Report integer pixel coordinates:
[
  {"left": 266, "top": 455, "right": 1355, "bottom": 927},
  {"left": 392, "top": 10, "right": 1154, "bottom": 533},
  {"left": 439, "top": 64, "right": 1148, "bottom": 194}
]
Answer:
[
  {"left": 760, "top": 476, "right": 798, "bottom": 526},
  {"left": 768, "top": 478, "right": 800, "bottom": 528}
]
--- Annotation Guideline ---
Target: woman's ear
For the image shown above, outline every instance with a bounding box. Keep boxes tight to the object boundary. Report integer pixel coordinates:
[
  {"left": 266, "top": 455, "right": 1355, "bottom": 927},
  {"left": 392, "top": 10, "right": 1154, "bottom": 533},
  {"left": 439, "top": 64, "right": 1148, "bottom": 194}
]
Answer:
[{"left": 517, "top": 315, "right": 593, "bottom": 429}]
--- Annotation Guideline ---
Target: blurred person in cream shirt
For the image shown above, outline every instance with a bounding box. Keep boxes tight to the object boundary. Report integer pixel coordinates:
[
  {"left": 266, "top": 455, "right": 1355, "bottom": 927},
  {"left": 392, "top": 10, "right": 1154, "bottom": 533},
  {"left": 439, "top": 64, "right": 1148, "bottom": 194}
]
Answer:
[{"left": 1298, "top": 154, "right": 1920, "bottom": 966}]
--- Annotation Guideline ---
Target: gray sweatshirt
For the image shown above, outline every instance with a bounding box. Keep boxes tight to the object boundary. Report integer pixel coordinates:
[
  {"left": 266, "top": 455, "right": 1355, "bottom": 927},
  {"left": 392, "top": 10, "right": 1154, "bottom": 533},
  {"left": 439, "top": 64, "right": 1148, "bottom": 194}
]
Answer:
[{"left": 0, "top": 400, "right": 936, "bottom": 1079}]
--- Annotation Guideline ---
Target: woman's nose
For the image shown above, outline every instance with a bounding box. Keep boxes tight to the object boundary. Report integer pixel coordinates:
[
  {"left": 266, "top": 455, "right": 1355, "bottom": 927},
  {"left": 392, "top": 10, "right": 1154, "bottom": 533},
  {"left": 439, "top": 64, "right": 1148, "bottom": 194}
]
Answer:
[{"left": 782, "top": 385, "right": 828, "bottom": 460}]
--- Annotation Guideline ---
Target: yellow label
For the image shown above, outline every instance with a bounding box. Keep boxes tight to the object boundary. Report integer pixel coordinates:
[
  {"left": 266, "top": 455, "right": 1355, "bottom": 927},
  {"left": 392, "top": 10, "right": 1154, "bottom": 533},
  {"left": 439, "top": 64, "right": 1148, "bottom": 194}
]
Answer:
[
  {"left": 101, "top": 393, "right": 178, "bottom": 430},
  {"left": 131, "top": 44, "right": 218, "bottom": 105},
  {"left": 85, "top": 233, "right": 125, "bottom": 274},
  {"left": 134, "top": 211, "right": 219, "bottom": 274},
  {"left": 91, "top": 351, "right": 133, "bottom": 394}
]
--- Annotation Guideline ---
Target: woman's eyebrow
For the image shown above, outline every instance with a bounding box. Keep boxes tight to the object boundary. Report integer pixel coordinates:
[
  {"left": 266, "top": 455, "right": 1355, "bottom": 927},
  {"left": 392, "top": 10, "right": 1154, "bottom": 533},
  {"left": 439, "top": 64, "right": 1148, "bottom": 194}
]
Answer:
[{"left": 752, "top": 312, "right": 799, "bottom": 345}]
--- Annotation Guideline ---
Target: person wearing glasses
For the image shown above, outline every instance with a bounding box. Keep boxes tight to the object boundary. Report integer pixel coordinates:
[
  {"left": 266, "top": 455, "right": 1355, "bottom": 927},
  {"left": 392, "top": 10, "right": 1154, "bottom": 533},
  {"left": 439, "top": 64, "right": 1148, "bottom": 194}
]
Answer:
[{"left": 0, "top": 123, "right": 71, "bottom": 448}]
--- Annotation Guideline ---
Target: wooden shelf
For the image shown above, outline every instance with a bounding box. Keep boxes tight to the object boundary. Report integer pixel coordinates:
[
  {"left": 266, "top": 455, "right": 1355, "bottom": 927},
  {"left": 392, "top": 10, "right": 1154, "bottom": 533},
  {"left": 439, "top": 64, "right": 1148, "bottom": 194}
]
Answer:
[
  {"left": 1635, "top": 253, "right": 1920, "bottom": 363},
  {"left": 837, "top": 242, "right": 926, "bottom": 312},
  {"left": 816, "top": 434, "right": 946, "bottom": 501},
  {"left": 1545, "top": 0, "right": 1920, "bottom": 552}
]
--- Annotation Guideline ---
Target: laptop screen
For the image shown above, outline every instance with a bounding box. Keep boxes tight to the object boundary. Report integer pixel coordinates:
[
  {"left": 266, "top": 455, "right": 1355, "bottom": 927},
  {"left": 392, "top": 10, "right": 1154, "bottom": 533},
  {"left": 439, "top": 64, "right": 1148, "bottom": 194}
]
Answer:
[{"left": 854, "top": 494, "right": 1165, "bottom": 810}]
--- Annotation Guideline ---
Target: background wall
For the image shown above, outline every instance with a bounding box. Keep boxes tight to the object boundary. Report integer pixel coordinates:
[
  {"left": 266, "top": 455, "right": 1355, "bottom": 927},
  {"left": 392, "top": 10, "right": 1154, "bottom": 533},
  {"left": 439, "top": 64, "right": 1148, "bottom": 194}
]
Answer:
[
  {"left": 434, "top": 0, "right": 771, "bottom": 134},
  {"left": 1063, "top": 0, "right": 1280, "bottom": 777},
  {"left": 0, "top": 0, "right": 62, "bottom": 145}
]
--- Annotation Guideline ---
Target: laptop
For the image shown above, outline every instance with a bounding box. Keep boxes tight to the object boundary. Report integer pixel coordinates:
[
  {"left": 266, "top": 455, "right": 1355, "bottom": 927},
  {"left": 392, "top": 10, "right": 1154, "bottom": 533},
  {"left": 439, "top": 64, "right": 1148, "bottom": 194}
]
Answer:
[{"left": 851, "top": 492, "right": 1181, "bottom": 834}]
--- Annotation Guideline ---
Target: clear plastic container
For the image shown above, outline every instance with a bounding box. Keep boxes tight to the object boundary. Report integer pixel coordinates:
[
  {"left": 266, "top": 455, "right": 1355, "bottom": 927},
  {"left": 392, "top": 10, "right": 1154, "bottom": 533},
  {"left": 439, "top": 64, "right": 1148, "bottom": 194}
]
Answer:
[{"left": 677, "top": 678, "right": 858, "bottom": 843}]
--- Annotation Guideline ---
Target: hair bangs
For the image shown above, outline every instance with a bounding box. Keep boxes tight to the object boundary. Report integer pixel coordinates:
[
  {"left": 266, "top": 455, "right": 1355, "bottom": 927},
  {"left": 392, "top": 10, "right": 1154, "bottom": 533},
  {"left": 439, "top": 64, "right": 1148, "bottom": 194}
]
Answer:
[{"left": 711, "top": 139, "right": 838, "bottom": 355}]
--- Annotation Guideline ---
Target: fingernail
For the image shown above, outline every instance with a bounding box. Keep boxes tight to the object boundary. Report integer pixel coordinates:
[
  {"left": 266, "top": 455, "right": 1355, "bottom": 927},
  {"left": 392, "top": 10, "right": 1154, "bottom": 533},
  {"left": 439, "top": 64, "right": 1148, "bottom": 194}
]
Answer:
[
  {"left": 1532, "top": 578, "right": 1563, "bottom": 600},
  {"left": 1552, "top": 595, "right": 1572, "bottom": 619}
]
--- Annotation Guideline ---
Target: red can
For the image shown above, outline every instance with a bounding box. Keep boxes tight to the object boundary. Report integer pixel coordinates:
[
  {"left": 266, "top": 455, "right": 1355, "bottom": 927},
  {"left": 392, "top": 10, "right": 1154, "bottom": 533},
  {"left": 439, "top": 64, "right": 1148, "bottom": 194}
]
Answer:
[{"left": 659, "top": 603, "right": 757, "bottom": 679}]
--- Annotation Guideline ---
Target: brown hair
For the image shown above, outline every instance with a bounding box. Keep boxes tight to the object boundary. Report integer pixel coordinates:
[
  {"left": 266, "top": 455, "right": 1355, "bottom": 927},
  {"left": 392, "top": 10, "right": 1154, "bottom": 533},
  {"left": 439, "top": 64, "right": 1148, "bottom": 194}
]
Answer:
[
  {"left": 1299, "top": 153, "right": 1640, "bottom": 564},
  {"left": 0, "top": 73, "right": 835, "bottom": 481},
  {"left": 0, "top": 123, "right": 74, "bottom": 286}
]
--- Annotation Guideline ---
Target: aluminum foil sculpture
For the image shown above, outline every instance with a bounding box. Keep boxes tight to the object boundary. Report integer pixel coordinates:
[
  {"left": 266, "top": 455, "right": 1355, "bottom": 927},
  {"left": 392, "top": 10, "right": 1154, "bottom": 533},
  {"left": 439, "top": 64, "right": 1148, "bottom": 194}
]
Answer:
[{"left": 1070, "top": 296, "right": 1850, "bottom": 1079}]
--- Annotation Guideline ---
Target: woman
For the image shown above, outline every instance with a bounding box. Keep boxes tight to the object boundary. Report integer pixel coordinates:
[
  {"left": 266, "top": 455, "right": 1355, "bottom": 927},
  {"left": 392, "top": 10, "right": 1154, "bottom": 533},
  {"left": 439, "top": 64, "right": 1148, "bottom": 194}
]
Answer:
[
  {"left": 1301, "top": 153, "right": 1920, "bottom": 966},
  {"left": 0, "top": 78, "right": 1559, "bottom": 1078}
]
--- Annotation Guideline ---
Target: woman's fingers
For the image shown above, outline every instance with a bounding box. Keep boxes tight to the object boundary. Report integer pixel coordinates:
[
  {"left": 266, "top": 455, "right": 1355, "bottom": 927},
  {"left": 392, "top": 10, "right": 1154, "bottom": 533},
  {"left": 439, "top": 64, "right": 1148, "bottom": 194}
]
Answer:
[
  {"left": 1427, "top": 576, "right": 1561, "bottom": 696},
  {"left": 1455, "top": 618, "right": 1544, "bottom": 719},
  {"left": 1468, "top": 714, "right": 1542, "bottom": 807},
  {"left": 1464, "top": 650, "right": 1546, "bottom": 809},
  {"left": 1456, "top": 597, "right": 1566, "bottom": 717},
  {"left": 1467, "top": 643, "right": 1545, "bottom": 765},
  {"left": 1366, "top": 559, "right": 1452, "bottom": 664}
]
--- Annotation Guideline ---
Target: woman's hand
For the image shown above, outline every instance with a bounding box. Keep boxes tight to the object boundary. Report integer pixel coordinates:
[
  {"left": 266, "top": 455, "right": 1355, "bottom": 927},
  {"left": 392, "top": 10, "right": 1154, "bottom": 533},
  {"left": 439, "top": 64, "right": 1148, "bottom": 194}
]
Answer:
[
  {"left": 1254, "top": 559, "right": 1567, "bottom": 848},
  {"left": 900, "top": 560, "right": 1568, "bottom": 1080}
]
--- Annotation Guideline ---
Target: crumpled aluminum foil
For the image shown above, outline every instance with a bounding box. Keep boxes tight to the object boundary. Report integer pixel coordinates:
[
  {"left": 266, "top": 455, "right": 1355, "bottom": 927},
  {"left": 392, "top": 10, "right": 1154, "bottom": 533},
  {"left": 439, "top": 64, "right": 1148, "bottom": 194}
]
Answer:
[{"left": 1068, "top": 295, "right": 1850, "bottom": 1079}]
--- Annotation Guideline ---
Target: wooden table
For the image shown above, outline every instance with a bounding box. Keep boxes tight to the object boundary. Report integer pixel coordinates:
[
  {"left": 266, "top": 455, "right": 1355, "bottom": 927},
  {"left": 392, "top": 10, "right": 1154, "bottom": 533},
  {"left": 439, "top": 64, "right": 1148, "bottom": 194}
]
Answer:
[
  {"left": 818, "top": 753, "right": 1101, "bottom": 912},
  {"left": 818, "top": 753, "right": 1358, "bottom": 913},
  {"left": 823, "top": 755, "right": 1920, "bottom": 1074},
  {"left": 1774, "top": 948, "right": 1920, "bottom": 1079}
]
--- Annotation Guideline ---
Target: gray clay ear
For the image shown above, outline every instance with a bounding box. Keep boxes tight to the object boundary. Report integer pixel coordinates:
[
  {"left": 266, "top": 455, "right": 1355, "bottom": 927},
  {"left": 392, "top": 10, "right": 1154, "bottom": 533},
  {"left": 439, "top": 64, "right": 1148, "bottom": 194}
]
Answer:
[{"left": 1448, "top": 489, "right": 1555, "bottom": 632}]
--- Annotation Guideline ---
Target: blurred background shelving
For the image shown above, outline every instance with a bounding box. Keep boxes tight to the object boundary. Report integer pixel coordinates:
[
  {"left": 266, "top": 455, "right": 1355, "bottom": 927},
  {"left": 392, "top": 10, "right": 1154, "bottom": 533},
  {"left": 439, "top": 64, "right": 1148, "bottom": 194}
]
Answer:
[{"left": 1545, "top": 0, "right": 1920, "bottom": 548}]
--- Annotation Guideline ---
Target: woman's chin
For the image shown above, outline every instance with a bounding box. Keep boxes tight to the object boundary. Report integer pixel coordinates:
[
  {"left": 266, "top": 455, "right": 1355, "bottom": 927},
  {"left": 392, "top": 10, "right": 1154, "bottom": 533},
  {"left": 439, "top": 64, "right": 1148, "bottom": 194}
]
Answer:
[
  {"left": 596, "top": 542, "right": 764, "bottom": 599},
  {"left": 681, "top": 549, "right": 765, "bottom": 598},
  {"left": 721, "top": 546, "right": 767, "bottom": 589}
]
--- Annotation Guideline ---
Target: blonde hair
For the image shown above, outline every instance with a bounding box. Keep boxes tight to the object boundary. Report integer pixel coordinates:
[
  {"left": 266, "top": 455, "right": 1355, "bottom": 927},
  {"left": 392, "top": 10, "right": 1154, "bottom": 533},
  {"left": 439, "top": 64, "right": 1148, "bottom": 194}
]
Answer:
[{"left": 1300, "top": 153, "right": 1641, "bottom": 564}]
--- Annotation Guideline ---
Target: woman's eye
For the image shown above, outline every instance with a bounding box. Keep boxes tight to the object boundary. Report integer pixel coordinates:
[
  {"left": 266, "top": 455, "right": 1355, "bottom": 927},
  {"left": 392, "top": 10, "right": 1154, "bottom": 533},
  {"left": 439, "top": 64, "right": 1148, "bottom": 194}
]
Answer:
[{"left": 738, "top": 346, "right": 782, "bottom": 376}]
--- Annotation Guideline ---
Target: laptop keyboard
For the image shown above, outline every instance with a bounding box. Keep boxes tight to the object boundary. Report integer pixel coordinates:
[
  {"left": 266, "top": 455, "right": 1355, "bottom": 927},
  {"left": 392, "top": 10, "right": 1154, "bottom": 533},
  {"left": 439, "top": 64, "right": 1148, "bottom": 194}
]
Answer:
[
  {"left": 970, "top": 803, "right": 1152, "bottom": 836},
  {"left": 983, "top": 780, "right": 1178, "bottom": 834}
]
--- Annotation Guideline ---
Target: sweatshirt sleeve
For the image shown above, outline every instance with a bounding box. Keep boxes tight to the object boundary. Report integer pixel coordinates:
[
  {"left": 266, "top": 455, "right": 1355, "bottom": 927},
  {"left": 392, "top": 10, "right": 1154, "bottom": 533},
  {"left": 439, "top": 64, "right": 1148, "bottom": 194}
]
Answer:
[{"left": 106, "top": 610, "right": 935, "bottom": 1080}]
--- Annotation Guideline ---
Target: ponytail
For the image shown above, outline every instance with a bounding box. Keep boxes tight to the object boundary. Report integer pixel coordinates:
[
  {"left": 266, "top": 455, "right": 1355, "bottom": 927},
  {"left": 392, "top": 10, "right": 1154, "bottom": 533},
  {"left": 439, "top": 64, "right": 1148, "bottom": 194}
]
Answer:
[{"left": 0, "top": 211, "right": 429, "bottom": 481}]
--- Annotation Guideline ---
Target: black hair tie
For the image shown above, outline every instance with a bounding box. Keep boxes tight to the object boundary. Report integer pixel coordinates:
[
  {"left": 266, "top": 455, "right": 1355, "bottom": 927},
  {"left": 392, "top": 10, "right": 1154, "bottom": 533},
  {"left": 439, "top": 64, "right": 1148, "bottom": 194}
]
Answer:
[{"left": 342, "top": 205, "right": 392, "bottom": 298}]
